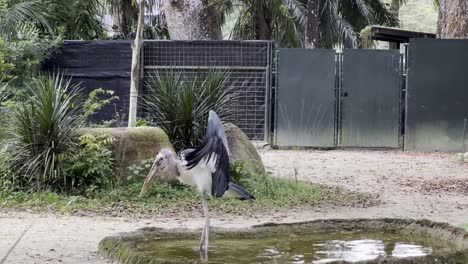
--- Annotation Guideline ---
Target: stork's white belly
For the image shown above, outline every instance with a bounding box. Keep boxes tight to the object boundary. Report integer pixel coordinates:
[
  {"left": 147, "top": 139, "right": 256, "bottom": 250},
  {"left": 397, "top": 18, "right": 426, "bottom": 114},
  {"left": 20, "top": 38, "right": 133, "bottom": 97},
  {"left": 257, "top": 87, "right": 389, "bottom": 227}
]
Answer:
[{"left": 177, "top": 163, "right": 212, "bottom": 195}]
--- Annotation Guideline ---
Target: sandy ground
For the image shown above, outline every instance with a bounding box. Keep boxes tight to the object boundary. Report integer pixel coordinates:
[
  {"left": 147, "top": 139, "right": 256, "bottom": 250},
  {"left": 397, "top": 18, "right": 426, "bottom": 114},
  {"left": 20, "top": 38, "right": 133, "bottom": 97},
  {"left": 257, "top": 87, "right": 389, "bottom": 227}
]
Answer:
[{"left": 1, "top": 149, "right": 467, "bottom": 264}]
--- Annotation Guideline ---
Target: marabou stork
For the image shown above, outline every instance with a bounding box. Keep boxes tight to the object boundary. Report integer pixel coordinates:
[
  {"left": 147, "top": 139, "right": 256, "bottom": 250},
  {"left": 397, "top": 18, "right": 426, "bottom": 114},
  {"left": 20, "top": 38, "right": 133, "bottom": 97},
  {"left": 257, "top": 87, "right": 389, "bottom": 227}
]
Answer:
[{"left": 139, "top": 110, "right": 254, "bottom": 256}]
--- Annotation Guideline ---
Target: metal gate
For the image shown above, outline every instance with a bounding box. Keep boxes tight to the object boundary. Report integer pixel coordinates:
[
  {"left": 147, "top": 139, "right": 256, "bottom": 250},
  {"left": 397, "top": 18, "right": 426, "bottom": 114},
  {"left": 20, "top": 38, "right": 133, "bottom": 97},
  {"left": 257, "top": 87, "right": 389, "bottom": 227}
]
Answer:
[
  {"left": 275, "top": 49, "right": 337, "bottom": 147},
  {"left": 340, "top": 49, "right": 402, "bottom": 148},
  {"left": 405, "top": 39, "right": 468, "bottom": 152}
]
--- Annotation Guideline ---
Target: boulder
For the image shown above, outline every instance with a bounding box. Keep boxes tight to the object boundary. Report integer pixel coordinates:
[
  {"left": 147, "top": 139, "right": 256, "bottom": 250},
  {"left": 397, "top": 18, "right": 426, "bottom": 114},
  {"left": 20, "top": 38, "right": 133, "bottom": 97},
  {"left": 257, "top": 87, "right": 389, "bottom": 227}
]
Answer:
[
  {"left": 76, "top": 127, "right": 173, "bottom": 180},
  {"left": 223, "top": 123, "right": 265, "bottom": 175}
]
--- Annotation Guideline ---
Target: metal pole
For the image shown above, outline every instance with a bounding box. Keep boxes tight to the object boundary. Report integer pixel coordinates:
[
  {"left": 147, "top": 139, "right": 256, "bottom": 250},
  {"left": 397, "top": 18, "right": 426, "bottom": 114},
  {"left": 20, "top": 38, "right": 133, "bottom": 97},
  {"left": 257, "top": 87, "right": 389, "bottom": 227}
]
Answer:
[{"left": 463, "top": 117, "right": 467, "bottom": 153}]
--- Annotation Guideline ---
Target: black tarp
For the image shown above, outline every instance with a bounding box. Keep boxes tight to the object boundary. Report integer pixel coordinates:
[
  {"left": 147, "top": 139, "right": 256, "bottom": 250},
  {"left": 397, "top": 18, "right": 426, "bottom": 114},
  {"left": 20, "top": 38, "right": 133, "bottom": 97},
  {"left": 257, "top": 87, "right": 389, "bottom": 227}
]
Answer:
[{"left": 42, "top": 40, "right": 133, "bottom": 124}]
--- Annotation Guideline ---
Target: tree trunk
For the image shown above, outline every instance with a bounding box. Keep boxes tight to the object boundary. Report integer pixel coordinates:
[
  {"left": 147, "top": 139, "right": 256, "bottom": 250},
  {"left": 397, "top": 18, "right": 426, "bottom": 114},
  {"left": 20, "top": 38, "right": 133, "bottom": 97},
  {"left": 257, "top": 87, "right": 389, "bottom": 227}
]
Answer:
[
  {"left": 112, "top": 0, "right": 135, "bottom": 36},
  {"left": 121, "top": 0, "right": 134, "bottom": 36},
  {"left": 128, "top": 0, "right": 144, "bottom": 127},
  {"left": 163, "top": 0, "right": 222, "bottom": 39},
  {"left": 252, "top": 1, "right": 272, "bottom": 40},
  {"left": 437, "top": 0, "right": 468, "bottom": 38},
  {"left": 304, "top": 0, "right": 320, "bottom": 48}
]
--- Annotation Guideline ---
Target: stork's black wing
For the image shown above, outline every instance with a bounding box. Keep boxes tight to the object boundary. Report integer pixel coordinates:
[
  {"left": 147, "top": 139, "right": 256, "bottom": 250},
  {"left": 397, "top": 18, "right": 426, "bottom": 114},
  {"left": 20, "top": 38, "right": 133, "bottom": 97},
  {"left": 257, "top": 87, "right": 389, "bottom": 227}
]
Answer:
[
  {"left": 179, "top": 148, "right": 195, "bottom": 160},
  {"left": 185, "top": 111, "right": 231, "bottom": 197}
]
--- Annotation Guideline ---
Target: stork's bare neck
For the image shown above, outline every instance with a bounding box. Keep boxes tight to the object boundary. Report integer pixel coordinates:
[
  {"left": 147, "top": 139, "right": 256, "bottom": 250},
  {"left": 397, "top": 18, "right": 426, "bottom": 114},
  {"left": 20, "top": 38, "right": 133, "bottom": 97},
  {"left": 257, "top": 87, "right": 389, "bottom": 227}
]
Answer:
[{"left": 165, "top": 155, "right": 180, "bottom": 177}]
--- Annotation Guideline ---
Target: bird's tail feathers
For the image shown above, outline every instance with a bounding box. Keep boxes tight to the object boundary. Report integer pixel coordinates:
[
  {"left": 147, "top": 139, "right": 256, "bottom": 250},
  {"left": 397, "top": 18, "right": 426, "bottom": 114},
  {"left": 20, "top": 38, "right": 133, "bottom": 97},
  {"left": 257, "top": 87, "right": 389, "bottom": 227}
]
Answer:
[{"left": 226, "top": 182, "right": 255, "bottom": 200}]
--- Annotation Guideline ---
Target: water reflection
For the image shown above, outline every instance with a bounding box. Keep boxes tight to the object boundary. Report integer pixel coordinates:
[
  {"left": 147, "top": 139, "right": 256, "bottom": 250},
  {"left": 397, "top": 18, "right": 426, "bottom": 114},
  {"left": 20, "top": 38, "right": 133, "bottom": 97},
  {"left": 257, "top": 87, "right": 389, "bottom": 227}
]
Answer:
[
  {"left": 138, "top": 231, "right": 438, "bottom": 263},
  {"left": 392, "top": 243, "right": 432, "bottom": 258},
  {"left": 312, "top": 239, "right": 432, "bottom": 263}
]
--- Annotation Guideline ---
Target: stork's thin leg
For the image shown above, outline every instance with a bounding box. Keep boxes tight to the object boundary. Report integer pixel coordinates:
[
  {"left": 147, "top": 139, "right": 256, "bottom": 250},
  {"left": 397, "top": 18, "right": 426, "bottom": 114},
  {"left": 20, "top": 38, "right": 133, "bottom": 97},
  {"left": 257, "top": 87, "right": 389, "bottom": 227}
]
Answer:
[
  {"left": 199, "top": 195, "right": 206, "bottom": 251},
  {"left": 199, "top": 220, "right": 206, "bottom": 251},
  {"left": 204, "top": 196, "right": 209, "bottom": 256},
  {"left": 199, "top": 193, "right": 210, "bottom": 257}
]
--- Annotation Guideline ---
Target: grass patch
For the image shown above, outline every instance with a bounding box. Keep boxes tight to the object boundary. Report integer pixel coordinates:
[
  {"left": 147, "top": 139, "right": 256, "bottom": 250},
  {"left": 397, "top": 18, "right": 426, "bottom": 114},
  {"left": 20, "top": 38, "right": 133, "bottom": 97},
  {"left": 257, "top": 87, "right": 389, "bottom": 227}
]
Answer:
[
  {"left": 0, "top": 174, "right": 375, "bottom": 217},
  {"left": 461, "top": 224, "right": 468, "bottom": 231}
]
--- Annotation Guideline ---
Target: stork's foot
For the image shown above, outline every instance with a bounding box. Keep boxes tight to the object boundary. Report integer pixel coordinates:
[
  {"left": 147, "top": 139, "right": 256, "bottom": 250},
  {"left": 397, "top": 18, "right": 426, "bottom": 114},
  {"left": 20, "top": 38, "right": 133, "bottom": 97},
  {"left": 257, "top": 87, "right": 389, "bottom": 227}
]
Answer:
[
  {"left": 199, "top": 240, "right": 208, "bottom": 262},
  {"left": 199, "top": 239, "right": 208, "bottom": 252},
  {"left": 199, "top": 227, "right": 206, "bottom": 251},
  {"left": 199, "top": 242, "right": 205, "bottom": 252}
]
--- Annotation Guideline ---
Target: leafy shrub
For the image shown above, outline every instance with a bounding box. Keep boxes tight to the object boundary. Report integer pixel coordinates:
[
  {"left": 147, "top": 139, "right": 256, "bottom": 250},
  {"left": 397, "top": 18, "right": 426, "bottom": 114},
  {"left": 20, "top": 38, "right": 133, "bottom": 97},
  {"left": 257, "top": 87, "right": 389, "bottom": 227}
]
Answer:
[
  {"left": 2, "top": 25, "right": 62, "bottom": 90},
  {"left": 230, "top": 160, "right": 250, "bottom": 183},
  {"left": 63, "top": 134, "right": 116, "bottom": 193},
  {"left": 143, "top": 70, "right": 235, "bottom": 151},
  {"left": 0, "top": 40, "right": 14, "bottom": 80},
  {"left": 0, "top": 77, "right": 10, "bottom": 142},
  {"left": 4, "top": 73, "right": 123, "bottom": 193},
  {"left": 9, "top": 72, "right": 84, "bottom": 191},
  {"left": 0, "top": 146, "right": 20, "bottom": 193},
  {"left": 127, "top": 159, "right": 154, "bottom": 181},
  {"left": 81, "top": 88, "right": 119, "bottom": 127}
]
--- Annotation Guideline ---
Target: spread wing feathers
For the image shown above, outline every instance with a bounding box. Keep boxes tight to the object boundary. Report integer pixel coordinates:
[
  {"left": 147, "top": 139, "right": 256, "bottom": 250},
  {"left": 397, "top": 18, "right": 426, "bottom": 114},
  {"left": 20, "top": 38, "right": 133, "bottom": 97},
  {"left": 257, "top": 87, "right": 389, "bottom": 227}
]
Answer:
[
  {"left": 179, "top": 148, "right": 195, "bottom": 160},
  {"left": 185, "top": 111, "right": 231, "bottom": 197}
]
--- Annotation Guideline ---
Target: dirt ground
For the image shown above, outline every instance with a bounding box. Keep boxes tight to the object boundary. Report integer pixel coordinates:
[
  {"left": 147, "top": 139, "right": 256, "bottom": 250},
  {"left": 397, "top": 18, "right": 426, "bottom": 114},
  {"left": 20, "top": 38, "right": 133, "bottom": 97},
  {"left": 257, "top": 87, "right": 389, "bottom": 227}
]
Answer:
[{"left": 1, "top": 149, "right": 467, "bottom": 264}]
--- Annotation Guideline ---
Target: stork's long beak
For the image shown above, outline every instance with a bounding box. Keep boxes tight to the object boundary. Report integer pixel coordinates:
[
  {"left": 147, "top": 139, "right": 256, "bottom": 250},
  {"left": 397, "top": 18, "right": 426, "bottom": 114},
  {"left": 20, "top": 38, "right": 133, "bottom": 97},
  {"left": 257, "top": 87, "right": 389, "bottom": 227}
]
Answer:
[{"left": 139, "top": 159, "right": 160, "bottom": 198}]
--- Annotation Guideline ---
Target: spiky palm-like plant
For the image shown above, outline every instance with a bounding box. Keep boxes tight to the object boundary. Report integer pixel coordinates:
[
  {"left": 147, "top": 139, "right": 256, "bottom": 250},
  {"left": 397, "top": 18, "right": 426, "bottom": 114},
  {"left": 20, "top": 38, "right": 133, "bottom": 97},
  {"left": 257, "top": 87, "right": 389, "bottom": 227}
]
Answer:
[
  {"left": 10, "top": 73, "right": 84, "bottom": 191},
  {"left": 143, "top": 70, "right": 235, "bottom": 151}
]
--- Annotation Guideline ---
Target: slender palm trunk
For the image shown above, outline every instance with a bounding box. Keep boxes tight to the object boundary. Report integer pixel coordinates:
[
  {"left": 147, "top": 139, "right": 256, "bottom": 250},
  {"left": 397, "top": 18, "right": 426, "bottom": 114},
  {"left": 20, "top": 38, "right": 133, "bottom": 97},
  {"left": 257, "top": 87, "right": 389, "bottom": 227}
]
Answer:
[
  {"left": 437, "top": 0, "right": 468, "bottom": 38},
  {"left": 121, "top": 0, "right": 134, "bottom": 35},
  {"left": 128, "top": 0, "right": 144, "bottom": 127},
  {"left": 163, "top": 0, "right": 222, "bottom": 39},
  {"left": 111, "top": 0, "right": 134, "bottom": 36},
  {"left": 252, "top": 1, "right": 272, "bottom": 40},
  {"left": 304, "top": 0, "right": 320, "bottom": 48}
]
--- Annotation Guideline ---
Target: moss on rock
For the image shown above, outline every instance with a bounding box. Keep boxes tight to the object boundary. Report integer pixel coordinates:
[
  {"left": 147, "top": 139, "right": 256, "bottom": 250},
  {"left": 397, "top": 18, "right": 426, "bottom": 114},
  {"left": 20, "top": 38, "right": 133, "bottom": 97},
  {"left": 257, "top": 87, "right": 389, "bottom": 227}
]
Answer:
[
  {"left": 76, "top": 127, "right": 173, "bottom": 180},
  {"left": 223, "top": 123, "right": 264, "bottom": 175}
]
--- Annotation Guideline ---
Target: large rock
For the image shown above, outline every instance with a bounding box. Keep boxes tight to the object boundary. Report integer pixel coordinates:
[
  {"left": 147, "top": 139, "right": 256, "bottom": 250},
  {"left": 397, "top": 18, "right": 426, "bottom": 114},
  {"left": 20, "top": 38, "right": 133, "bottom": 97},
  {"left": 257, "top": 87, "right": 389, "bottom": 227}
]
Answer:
[
  {"left": 76, "top": 127, "right": 173, "bottom": 179},
  {"left": 223, "top": 123, "right": 265, "bottom": 175}
]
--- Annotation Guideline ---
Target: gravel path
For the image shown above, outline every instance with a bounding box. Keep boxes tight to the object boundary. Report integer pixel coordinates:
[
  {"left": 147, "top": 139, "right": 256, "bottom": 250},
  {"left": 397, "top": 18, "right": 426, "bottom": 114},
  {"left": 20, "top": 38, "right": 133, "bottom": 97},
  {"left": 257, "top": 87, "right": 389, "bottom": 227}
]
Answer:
[{"left": 1, "top": 149, "right": 467, "bottom": 263}]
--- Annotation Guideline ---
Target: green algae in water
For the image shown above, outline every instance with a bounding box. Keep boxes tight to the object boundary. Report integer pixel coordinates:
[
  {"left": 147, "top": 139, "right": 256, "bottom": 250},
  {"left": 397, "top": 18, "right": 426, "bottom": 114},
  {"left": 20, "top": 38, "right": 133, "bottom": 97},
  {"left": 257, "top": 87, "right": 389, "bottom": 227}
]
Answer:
[{"left": 134, "top": 231, "right": 450, "bottom": 263}]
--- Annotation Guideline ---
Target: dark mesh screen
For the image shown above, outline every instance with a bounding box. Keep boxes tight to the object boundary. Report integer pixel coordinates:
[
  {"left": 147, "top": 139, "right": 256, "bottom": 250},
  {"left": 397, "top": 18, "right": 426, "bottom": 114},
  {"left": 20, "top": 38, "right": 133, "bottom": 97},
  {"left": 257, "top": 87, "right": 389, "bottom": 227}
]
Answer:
[{"left": 142, "top": 40, "right": 272, "bottom": 140}]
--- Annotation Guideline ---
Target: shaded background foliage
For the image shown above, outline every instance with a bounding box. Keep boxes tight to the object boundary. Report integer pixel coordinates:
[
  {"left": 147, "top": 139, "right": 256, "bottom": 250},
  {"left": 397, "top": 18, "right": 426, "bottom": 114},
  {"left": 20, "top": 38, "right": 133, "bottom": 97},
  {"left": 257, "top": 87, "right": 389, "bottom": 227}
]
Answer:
[{"left": 220, "top": 0, "right": 398, "bottom": 48}]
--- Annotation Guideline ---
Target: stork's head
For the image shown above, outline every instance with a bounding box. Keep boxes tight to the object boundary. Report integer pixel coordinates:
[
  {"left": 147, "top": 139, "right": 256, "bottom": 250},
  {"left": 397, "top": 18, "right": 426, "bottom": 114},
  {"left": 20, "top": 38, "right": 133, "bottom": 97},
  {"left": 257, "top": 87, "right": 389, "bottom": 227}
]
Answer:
[{"left": 139, "top": 148, "right": 174, "bottom": 197}]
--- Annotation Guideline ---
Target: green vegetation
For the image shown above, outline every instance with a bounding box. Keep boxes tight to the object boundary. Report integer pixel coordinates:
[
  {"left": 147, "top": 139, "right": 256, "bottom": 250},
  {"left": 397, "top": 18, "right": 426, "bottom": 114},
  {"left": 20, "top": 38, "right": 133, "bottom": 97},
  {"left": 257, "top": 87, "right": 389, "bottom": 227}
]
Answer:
[
  {"left": 8, "top": 73, "right": 84, "bottom": 191},
  {"left": 63, "top": 134, "right": 116, "bottom": 193},
  {"left": 0, "top": 73, "right": 120, "bottom": 194},
  {"left": 143, "top": 70, "right": 235, "bottom": 151},
  {"left": 81, "top": 88, "right": 119, "bottom": 127},
  {"left": 0, "top": 0, "right": 106, "bottom": 40},
  {"left": 223, "top": 0, "right": 398, "bottom": 48},
  {"left": 0, "top": 26, "right": 62, "bottom": 89},
  {"left": 0, "top": 171, "right": 373, "bottom": 216}
]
